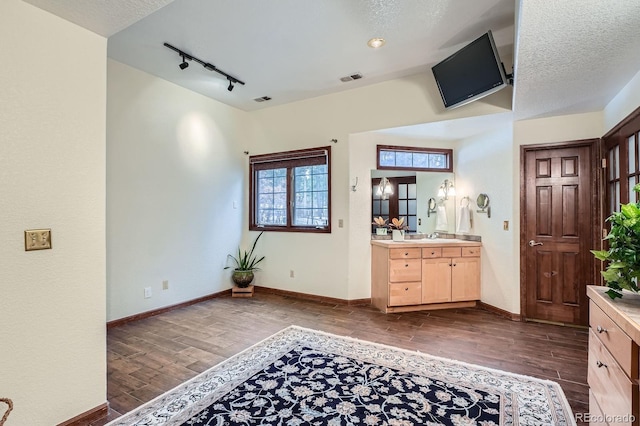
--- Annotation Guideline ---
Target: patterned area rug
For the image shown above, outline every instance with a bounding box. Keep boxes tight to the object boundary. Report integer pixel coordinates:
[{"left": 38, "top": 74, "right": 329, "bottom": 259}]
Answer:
[{"left": 107, "top": 326, "right": 575, "bottom": 425}]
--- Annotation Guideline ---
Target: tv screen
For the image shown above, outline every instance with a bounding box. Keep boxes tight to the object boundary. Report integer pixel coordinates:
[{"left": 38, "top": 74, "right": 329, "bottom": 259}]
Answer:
[{"left": 431, "top": 30, "right": 508, "bottom": 109}]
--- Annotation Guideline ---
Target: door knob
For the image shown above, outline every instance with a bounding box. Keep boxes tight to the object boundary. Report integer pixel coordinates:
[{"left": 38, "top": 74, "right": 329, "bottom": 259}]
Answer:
[{"left": 528, "top": 240, "right": 543, "bottom": 247}]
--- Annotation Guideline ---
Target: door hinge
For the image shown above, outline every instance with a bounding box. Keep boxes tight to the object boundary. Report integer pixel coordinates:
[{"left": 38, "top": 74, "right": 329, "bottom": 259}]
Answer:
[
  {"left": 602, "top": 158, "right": 607, "bottom": 168},
  {"left": 602, "top": 228, "right": 608, "bottom": 238}
]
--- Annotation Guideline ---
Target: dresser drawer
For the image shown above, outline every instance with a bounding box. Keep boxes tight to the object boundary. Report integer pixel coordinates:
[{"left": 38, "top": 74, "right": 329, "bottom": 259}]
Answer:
[
  {"left": 590, "top": 300, "right": 638, "bottom": 379},
  {"left": 588, "top": 329, "right": 638, "bottom": 424},
  {"left": 389, "top": 248, "right": 421, "bottom": 259},
  {"left": 389, "top": 259, "right": 421, "bottom": 282},
  {"left": 588, "top": 390, "right": 608, "bottom": 426},
  {"left": 422, "top": 247, "right": 442, "bottom": 258},
  {"left": 389, "top": 282, "right": 421, "bottom": 306},
  {"left": 462, "top": 247, "right": 480, "bottom": 257},
  {"left": 442, "top": 247, "right": 462, "bottom": 257}
]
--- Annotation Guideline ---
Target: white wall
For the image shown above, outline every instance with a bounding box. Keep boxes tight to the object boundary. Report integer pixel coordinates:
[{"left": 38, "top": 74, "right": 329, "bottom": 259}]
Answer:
[
  {"left": 604, "top": 68, "right": 640, "bottom": 132},
  {"left": 456, "top": 123, "right": 516, "bottom": 312},
  {"left": 249, "top": 73, "right": 512, "bottom": 300},
  {"left": 0, "top": 1, "right": 107, "bottom": 424},
  {"left": 107, "top": 60, "right": 250, "bottom": 321}
]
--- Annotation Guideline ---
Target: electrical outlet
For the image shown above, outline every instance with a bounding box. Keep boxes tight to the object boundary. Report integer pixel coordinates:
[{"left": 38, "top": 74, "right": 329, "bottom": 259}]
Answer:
[
  {"left": 144, "top": 287, "right": 152, "bottom": 298},
  {"left": 24, "top": 229, "right": 52, "bottom": 251},
  {"left": 338, "top": 219, "right": 344, "bottom": 228},
  {"left": 162, "top": 280, "right": 169, "bottom": 290},
  {"left": 503, "top": 220, "right": 509, "bottom": 231}
]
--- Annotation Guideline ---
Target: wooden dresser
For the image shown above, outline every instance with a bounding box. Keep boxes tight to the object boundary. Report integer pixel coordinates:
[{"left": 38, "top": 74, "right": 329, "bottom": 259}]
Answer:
[
  {"left": 371, "top": 239, "right": 481, "bottom": 314},
  {"left": 587, "top": 286, "right": 640, "bottom": 425}
]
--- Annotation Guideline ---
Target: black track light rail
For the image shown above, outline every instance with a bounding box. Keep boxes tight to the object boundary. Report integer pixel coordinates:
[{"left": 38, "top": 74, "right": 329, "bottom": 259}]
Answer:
[{"left": 163, "top": 42, "right": 245, "bottom": 87}]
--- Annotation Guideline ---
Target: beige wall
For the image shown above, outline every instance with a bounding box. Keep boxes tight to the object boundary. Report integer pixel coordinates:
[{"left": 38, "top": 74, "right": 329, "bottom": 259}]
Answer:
[
  {"left": 0, "top": 1, "right": 107, "bottom": 424},
  {"left": 107, "top": 60, "right": 250, "bottom": 321}
]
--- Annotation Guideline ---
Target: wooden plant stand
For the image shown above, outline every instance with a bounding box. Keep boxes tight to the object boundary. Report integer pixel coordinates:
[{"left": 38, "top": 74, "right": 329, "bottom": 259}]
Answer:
[{"left": 232, "top": 285, "right": 254, "bottom": 298}]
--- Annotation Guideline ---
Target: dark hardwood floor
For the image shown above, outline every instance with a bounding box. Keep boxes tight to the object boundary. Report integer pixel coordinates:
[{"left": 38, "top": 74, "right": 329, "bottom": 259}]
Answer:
[{"left": 93, "top": 291, "right": 588, "bottom": 425}]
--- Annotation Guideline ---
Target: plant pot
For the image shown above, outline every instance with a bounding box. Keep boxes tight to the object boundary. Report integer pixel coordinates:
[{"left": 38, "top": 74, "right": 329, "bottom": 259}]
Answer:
[
  {"left": 232, "top": 270, "right": 254, "bottom": 288},
  {"left": 376, "top": 227, "right": 388, "bottom": 235},
  {"left": 392, "top": 229, "right": 405, "bottom": 241}
]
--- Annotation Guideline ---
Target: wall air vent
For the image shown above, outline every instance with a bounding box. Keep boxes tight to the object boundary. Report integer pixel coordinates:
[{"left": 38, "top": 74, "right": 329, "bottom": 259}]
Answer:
[
  {"left": 253, "top": 96, "right": 272, "bottom": 102},
  {"left": 339, "top": 73, "right": 363, "bottom": 82}
]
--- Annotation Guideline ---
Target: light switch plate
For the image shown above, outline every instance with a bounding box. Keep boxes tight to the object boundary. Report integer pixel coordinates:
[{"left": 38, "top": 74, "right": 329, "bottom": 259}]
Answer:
[{"left": 24, "top": 229, "right": 52, "bottom": 251}]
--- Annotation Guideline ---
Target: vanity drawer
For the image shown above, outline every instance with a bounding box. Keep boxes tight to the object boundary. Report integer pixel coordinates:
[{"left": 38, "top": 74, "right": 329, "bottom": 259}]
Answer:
[
  {"left": 389, "top": 248, "right": 421, "bottom": 259},
  {"left": 422, "top": 247, "right": 442, "bottom": 258},
  {"left": 389, "top": 282, "right": 421, "bottom": 306},
  {"left": 389, "top": 259, "right": 421, "bottom": 282},
  {"left": 462, "top": 247, "right": 480, "bottom": 257},
  {"left": 588, "top": 329, "right": 638, "bottom": 424},
  {"left": 590, "top": 300, "right": 637, "bottom": 378},
  {"left": 442, "top": 247, "right": 462, "bottom": 257}
]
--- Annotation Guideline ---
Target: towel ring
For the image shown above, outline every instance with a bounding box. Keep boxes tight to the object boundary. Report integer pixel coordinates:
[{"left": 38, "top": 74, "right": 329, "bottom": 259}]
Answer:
[{"left": 460, "top": 196, "right": 470, "bottom": 207}]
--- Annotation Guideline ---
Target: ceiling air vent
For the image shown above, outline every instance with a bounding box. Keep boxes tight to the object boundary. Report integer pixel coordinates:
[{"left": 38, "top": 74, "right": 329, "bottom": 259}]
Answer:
[
  {"left": 253, "top": 96, "right": 272, "bottom": 102},
  {"left": 340, "top": 73, "right": 363, "bottom": 82}
]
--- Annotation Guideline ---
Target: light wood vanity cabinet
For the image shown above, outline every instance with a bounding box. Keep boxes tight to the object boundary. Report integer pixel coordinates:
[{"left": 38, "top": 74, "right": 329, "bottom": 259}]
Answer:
[
  {"left": 587, "top": 286, "right": 640, "bottom": 426},
  {"left": 371, "top": 240, "right": 481, "bottom": 313}
]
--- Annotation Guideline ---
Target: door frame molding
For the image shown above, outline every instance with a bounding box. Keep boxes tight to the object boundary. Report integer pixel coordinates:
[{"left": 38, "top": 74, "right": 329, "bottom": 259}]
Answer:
[{"left": 519, "top": 139, "right": 602, "bottom": 323}]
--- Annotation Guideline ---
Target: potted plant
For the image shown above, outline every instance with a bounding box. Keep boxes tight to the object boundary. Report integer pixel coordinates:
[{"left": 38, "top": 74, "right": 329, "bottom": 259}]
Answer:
[
  {"left": 389, "top": 217, "right": 408, "bottom": 241},
  {"left": 592, "top": 184, "right": 640, "bottom": 299},
  {"left": 372, "top": 217, "right": 388, "bottom": 235},
  {"left": 225, "top": 231, "right": 265, "bottom": 288}
]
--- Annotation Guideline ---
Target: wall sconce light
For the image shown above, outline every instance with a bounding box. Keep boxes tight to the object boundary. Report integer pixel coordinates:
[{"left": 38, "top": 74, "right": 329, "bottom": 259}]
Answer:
[
  {"left": 437, "top": 179, "right": 456, "bottom": 200},
  {"left": 376, "top": 177, "right": 393, "bottom": 200}
]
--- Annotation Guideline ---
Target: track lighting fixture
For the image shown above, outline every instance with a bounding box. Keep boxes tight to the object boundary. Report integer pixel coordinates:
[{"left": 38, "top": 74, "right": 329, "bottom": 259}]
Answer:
[
  {"left": 164, "top": 43, "right": 245, "bottom": 91},
  {"left": 179, "top": 54, "right": 189, "bottom": 70}
]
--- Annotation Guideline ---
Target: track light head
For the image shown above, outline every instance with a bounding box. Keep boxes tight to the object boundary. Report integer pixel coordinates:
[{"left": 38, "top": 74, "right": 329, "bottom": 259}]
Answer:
[
  {"left": 179, "top": 55, "right": 189, "bottom": 70},
  {"left": 227, "top": 80, "right": 234, "bottom": 92}
]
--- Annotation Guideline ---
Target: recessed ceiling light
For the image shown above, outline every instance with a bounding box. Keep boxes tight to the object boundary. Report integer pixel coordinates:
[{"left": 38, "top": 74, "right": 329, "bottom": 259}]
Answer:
[{"left": 367, "top": 38, "right": 386, "bottom": 48}]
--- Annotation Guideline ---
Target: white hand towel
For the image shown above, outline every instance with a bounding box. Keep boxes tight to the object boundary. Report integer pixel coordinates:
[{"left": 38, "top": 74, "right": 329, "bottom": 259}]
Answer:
[
  {"left": 457, "top": 204, "right": 471, "bottom": 233},
  {"left": 436, "top": 205, "right": 448, "bottom": 231}
]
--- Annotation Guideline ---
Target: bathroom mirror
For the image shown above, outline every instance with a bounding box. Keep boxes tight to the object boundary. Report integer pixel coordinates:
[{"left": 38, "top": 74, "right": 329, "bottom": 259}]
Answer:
[
  {"left": 427, "top": 197, "right": 437, "bottom": 213},
  {"left": 477, "top": 193, "right": 490, "bottom": 209},
  {"left": 371, "top": 170, "right": 455, "bottom": 234}
]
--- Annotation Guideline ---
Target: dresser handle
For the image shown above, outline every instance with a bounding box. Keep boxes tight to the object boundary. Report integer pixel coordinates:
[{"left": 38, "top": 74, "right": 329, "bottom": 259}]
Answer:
[
  {"left": 596, "top": 360, "right": 607, "bottom": 368},
  {"left": 405, "top": 252, "right": 409, "bottom": 256},
  {"left": 405, "top": 264, "right": 408, "bottom": 267},
  {"left": 405, "top": 287, "right": 409, "bottom": 291},
  {"left": 431, "top": 251, "right": 435, "bottom": 255},
  {"left": 596, "top": 325, "right": 607, "bottom": 334}
]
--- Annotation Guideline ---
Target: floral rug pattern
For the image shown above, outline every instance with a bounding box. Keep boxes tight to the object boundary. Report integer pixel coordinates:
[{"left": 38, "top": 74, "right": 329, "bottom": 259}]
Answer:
[{"left": 106, "top": 326, "right": 575, "bottom": 426}]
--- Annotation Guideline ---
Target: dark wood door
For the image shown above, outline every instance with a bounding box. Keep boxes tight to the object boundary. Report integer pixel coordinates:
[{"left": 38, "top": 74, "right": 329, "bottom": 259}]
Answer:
[{"left": 522, "top": 143, "right": 596, "bottom": 325}]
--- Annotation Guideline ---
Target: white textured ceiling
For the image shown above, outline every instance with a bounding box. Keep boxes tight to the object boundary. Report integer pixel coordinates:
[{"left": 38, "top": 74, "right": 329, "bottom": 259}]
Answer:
[{"left": 22, "top": 0, "right": 640, "bottom": 120}]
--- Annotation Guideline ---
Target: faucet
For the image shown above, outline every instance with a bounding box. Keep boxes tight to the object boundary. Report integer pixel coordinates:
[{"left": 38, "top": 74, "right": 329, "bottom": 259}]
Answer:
[{"left": 427, "top": 232, "right": 439, "bottom": 239}]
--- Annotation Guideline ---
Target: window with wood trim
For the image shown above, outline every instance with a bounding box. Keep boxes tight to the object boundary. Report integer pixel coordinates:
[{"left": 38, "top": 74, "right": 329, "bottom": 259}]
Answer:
[
  {"left": 249, "top": 146, "right": 331, "bottom": 233},
  {"left": 377, "top": 145, "right": 453, "bottom": 172},
  {"left": 371, "top": 176, "right": 417, "bottom": 233},
  {"left": 604, "top": 109, "right": 640, "bottom": 216}
]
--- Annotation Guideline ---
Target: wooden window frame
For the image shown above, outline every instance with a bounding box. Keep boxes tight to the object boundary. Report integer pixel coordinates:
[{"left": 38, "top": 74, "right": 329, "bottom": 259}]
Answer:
[
  {"left": 376, "top": 145, "right": 453, "bottom": 172},
  {"left": 249, "top": 146, "right": 331, "bottom": 233}
]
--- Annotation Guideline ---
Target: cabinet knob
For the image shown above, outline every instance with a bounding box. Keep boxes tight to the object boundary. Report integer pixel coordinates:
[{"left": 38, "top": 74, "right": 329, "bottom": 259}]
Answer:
[
  {"left": 405, "top": 264, "right": 409, "bottom": 267},
  {"left": 452, "top": 263, "right": 456, "bottom": 267},
  {"left": 596, "top": 360, "right": 607, "bottom": 368},
  {"left": 431, "top": 251, "right": 435, "bottom": 255},
  {"left": 404, "top": 252, "right": 409, "bottom": 256},
  {"left": 596, "top": 325, "right": 607, "bottom": 334},
  {"left": 405, "top": 287, "right": 409, "bottom": 291}
]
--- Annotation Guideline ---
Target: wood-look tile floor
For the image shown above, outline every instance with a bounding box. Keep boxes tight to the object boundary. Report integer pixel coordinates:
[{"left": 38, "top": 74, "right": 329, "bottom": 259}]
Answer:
[{"left": 93, "top": 292, "right": 588, "bottom": 425}]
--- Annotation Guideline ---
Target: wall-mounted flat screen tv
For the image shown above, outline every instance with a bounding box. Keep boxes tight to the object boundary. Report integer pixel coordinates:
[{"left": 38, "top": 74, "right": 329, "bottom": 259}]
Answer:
[{"left": 431, "top": 30, "right": 508, "bottom": 109}]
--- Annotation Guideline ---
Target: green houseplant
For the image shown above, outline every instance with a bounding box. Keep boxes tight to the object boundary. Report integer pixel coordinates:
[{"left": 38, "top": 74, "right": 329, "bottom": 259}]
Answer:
[
  {"left": 592, "top": 184, "right": 640, "bottom": 299},
  {"left": 225, "top": 231, "right": 265, "bottom": 288}
]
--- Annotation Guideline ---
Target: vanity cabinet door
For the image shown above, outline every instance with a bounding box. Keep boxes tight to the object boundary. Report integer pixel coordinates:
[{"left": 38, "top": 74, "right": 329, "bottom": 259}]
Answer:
[
  {"left": 422, "top": 258, "right": 452, "bottom": 303},
  {"left": 451, "top": 257, "right": 480, "bottom": 301}
]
